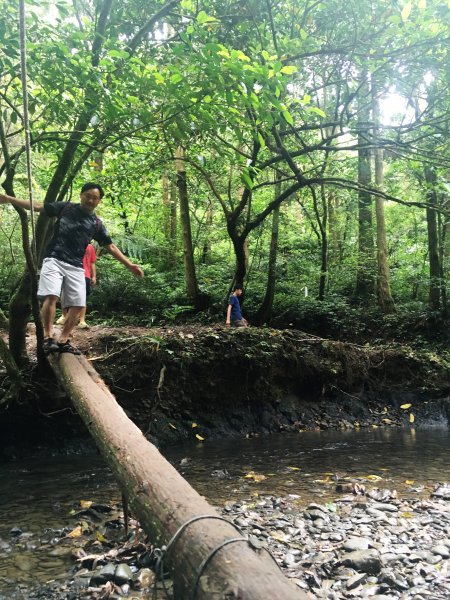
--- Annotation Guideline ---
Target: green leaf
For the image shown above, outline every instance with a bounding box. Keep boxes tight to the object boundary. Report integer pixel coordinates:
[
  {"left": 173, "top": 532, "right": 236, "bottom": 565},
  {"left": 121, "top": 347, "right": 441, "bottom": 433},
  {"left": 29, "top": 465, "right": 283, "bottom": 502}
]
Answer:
[
  {"left": 197, "top": 11, "right": 219, "bottom": 24},
  {"left": 307, "top": 106, "right": 326, "bottom": 118},
  {"left": 241, "top": 171, "right": 254, "bottom": 190},
  {"left": 280, "top": 65, "right": 297, "bottom": 75},
  {"left": 401, "top": 2, "right": 412, "bottom": 21},
  {"left": 170, "top": 73, "right": 183, "bottom": 84},
  {"left": 282, "top": 110, "right": 294, "bottom": 125}
]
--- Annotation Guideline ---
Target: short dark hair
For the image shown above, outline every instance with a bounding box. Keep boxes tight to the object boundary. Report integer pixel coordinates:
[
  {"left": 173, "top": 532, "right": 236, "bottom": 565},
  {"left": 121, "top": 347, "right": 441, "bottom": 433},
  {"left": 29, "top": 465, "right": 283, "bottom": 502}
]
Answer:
[
  {"left": 81, "top": 182, "right": 104, "bottom": 199},
  {"left": 233, "top": 284, "right": 243, "bottom": 291}
]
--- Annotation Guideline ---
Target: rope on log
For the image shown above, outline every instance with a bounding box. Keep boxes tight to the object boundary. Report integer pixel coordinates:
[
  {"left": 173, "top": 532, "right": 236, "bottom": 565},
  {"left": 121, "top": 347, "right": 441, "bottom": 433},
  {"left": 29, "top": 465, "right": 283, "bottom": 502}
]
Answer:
[{"left": 49, "top": 352, "right": 308, "bottom": 599}]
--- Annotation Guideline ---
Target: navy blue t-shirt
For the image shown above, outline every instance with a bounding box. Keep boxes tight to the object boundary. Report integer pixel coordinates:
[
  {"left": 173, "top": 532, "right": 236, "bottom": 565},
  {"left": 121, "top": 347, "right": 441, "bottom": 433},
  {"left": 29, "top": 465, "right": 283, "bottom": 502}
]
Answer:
[
  {"left": 44, "top": 202, "right": 112, "bottom": 268},
  {"left": 229, "top": 294, "right": 242, "bottom": 321}
]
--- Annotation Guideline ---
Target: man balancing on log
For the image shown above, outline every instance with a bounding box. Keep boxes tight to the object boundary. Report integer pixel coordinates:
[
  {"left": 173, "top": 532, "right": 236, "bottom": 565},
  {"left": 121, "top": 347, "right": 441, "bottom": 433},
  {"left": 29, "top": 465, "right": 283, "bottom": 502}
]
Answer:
[{"left": 0, "top": 183, "right": 144, "bottom": 355}]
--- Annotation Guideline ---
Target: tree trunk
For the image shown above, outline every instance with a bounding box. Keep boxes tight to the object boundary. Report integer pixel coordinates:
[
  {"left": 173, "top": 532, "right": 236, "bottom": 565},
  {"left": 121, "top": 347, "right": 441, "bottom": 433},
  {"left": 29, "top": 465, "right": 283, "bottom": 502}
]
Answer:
[
  {"left": 49, "top": 354, "right": 305, "bottom": 600},
  {"left": 169, "top": 177, "right": 178, "bottom": 269},
  {"left": 162, "top": 173, "right": 170, "bottom": 240},
  {"left": 254, "top": 195, "right": 280, "bottom": 325},
  {"left": 201, "top": 200, "right": 213, "bottom": 264},
  {"left": 354, "top": 72, "right": 374, "bottom": 299},
  {"left": 425, "top": 168, "right": 441, "bottom": 310},
  {"left": 230, "top": 233, "right": 249, "bottom": 287},
  {"left": 372, "top": 87, "right": 395, "bottom": 313},
  {"left": 440, "top": 209, "right": 449, "bottom": 315},
  {"left": 175, "top": 146, "right": 199, "bottom": 302},
  {"left": 317, "top": 185, "right": 328, "bottom": 301},
  {"left": 0, "top": 336, "right": 22, "bottom": 407}
]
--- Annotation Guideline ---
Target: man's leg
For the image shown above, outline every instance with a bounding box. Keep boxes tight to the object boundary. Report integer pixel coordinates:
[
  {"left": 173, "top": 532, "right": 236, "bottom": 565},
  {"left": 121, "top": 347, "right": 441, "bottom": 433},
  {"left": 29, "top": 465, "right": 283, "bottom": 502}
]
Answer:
[
  {"left": 59, "top": 306, "right": 83, "bottom": 344},
  {"left": 41, "top": 295, "right": 59, "bottom": 339}
]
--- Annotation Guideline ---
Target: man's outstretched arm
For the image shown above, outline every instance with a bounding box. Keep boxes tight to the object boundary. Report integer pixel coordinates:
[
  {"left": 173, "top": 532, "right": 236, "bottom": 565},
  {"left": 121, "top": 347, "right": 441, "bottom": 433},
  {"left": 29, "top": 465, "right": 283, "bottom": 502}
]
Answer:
[
  {"left": 0, "top": 193, "right": 43, "bottom": 212},
  {"left": 105, "top": 243, "right": 144, "bottom": 278}
]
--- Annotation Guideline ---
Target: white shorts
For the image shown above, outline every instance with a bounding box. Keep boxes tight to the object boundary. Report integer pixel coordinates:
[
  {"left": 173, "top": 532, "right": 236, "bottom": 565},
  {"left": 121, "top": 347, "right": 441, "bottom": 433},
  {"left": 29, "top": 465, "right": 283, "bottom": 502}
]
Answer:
[{"left": 38, "top": 257, "right": 86, "bottom": 308}]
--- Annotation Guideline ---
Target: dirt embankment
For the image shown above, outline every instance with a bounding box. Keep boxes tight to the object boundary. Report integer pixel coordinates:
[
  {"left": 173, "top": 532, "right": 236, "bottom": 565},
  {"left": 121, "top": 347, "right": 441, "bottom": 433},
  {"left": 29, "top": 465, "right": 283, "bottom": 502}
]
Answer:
[
  {"left": 84, "top": 325, "right": 450, "bottom": 445},
  {"left": 1, "top": 325, "right": 450, "bottom": 455}
]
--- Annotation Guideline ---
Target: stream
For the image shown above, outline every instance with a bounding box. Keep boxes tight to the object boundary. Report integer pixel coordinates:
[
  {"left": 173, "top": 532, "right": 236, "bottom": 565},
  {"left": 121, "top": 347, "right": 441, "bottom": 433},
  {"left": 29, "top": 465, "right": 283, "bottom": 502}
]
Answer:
[{"left": 1, "top": 426, "right": 450, "bottom": 597}]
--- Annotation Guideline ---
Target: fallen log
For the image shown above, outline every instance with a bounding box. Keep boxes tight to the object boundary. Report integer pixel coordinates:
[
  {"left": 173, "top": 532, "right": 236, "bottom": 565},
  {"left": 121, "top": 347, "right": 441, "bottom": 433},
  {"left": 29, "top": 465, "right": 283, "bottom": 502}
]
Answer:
[{"left": 49, "top": 353, "right": 307, "bottom": 599}]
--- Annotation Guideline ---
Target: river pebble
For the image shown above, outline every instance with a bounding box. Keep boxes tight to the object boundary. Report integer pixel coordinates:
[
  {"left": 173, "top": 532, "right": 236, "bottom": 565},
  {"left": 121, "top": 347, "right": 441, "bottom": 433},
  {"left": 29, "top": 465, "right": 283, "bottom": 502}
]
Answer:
[
  {"left": 219, "top": 485, "right": 450, "bottom": 599},
  {"left": 4, "top": 483, "right": 450, "bottom": 599}
]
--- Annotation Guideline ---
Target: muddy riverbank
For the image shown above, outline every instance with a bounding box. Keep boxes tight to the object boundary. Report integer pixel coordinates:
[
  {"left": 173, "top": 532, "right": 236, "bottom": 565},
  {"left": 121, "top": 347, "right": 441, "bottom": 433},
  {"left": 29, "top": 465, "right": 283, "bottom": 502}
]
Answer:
[{"left": 1, "top": 325, "right": 450, "bottom": 457}]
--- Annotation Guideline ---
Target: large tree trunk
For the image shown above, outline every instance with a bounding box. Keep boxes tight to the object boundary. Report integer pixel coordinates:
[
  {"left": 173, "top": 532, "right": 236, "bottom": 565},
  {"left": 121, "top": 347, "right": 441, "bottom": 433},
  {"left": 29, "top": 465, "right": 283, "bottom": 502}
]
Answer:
[
  {"left": 49, "top": 354, "right": 305, "bottom": 600},
  {"left": 354, "top": 72, "right": 374, "bottom": 299},
  {"left": 175, "top": 146, "right": 199, "bottom": 302},
  {"left": 230, "top": 233, "right": 249, "bottom": 286},
  {"left": 425, "top": 167, "right": 441, "bottom": 310},
  {"left": 372, "top": 87, "right": 395, "bottom": 314}
]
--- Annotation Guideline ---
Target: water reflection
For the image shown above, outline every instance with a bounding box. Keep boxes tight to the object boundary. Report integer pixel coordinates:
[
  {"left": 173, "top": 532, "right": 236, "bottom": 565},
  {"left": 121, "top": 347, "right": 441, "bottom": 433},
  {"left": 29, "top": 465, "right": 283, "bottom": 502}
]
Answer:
[
  {"left": 167, "top": 426, "right": 450, "bottom": 502},
  {"left": 0, "top": 426, "right": 449, "bottom": 595}
]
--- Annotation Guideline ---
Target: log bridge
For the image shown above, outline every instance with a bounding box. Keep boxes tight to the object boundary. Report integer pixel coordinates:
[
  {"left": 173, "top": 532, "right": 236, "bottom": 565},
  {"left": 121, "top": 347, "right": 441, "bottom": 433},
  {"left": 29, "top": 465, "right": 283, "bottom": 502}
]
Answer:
[{"left": 49, "top": 353, "right": 307, "bottom": 599}]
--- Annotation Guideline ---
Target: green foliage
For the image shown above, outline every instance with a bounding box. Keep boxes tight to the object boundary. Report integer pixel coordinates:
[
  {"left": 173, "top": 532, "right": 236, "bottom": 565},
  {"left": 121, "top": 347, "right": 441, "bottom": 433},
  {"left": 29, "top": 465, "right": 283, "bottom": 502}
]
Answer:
[{"left": 0, "top": 0, "right": 449, "bottom": 340}]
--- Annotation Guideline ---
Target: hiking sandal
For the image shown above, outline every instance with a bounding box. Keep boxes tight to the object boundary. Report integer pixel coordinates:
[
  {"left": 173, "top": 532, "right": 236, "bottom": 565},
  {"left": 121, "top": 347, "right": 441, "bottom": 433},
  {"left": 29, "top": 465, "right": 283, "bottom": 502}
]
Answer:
[
  {"left": 58, "top": 341, "right": 82, "bottom": 355},
  {"left": 43, "top": 337, "right": 59, "bottom": 354}
]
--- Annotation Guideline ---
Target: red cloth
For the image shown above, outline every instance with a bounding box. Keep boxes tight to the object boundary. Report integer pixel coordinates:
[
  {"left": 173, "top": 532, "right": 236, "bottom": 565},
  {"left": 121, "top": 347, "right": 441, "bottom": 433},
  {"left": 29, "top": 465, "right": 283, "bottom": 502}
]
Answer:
[{"left": 82, "top": 243, "right": 97, "bottom": 278}]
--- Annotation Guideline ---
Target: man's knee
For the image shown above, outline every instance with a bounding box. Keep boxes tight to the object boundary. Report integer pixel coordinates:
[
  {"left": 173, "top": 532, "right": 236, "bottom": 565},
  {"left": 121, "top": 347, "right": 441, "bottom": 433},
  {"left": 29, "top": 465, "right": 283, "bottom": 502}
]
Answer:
[{"left": 42, "top": 295, "right": 59, "bottom": 306}]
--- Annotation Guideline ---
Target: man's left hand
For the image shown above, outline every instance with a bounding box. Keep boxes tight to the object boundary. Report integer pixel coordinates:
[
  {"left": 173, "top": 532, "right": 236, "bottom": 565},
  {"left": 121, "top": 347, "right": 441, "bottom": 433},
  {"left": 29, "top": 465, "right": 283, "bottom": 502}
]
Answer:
[{"left": 129, "top": 264, "right": 144, "bottom": 278}]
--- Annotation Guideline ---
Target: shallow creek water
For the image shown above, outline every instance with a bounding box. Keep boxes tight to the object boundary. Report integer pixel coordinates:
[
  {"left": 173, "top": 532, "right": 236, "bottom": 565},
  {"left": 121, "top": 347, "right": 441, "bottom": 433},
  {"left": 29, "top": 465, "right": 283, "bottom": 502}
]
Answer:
[{"left": 1, "top": 426, "right": 449, "bottom": 595}]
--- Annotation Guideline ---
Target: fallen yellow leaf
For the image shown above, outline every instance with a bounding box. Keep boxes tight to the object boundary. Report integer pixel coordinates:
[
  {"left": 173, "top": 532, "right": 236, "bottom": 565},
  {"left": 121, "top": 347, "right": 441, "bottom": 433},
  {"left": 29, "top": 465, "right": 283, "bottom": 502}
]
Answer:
[
  {"left": 96, "top": 531, "right": 107, "bottom": 543},
  {"left": 400, "top": 403, "right": 412, "bottom": 409},
  {"left": 405, "top": 479, "right": 415, "bottom": 485},
  {"left": 195, "top": 434, "right": 205, "bottom": 441},
  {"left": 67, "top": 526, "right": 83, "bottom": 538},
  {"left": 191, "top": 422, "right": 198, "bottom": 428},
  {"left": 365, "top": 474, "right": 383, "bottom": 481},
  {"left": 169, "top": 423, "right": 177, "bottom": 429},
  {"left": 79, "top": 500, "right": 92, "bottom": 509},
  {"left": 409, "top": 413, "right": 415, "bottom": 423},
  {"left": 382, "top": 418, "right": 393, "bottom": 424},
  {"left": 244, "top": 471, "right": 266, "bottom": 482}
]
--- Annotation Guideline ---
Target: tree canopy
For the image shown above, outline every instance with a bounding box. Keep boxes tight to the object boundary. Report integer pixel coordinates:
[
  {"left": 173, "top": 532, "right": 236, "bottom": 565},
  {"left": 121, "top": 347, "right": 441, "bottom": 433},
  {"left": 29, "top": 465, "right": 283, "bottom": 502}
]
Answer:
[{"left": 0, "top": 0, "right": 449, "bottom": 358}]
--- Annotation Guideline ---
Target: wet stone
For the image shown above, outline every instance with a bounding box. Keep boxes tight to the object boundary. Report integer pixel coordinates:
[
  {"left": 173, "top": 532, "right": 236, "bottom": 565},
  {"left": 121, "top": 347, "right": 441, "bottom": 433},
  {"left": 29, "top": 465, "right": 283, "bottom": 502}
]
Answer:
[
  {"left": 346, "top": 573, "right": 367, "bottom": 590},
  {"left": 90, "top": 562, "right": 116, "bottom": 585},
  {"left": 343, "top": 538, "right": 372, "bottom": 552},
  {"left": 133, "top": 567, "right": 155, "bottom": 590},
  {"left": 114, "top": 562, "right": 133, "bottom": 585},
  {"left": 340, "top": 549, "right": 382, "bottom": 574},
  {"left": 431, "top": 544, "right": 450, "bottom": 558}
]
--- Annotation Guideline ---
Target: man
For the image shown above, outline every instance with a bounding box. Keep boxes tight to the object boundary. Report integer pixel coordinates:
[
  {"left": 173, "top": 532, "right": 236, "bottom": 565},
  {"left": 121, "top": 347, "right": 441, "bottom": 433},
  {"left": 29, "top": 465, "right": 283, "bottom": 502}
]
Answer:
[
  {"left": 0, "top": 183, "right": 144, "bottom": 354},
  {"left": 226, "top": 285, "right": 248, "bottom": 327},
  {"left": 56, "top": 242, "right": 97, "bottom": 329}
]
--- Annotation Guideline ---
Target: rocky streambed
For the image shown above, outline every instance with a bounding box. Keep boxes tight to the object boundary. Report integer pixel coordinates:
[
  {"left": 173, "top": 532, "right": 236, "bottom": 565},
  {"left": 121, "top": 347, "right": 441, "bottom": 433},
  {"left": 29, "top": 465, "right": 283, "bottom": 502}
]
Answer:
[{"left": 2, "top": 483, "right": 450, "bottom": 599}]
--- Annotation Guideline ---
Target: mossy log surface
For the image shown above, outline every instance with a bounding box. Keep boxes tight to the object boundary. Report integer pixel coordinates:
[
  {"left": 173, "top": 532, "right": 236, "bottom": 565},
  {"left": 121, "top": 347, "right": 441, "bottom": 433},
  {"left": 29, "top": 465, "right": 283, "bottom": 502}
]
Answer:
[{"left": 49, "top": 352, "right": 307, "bottom": 600}]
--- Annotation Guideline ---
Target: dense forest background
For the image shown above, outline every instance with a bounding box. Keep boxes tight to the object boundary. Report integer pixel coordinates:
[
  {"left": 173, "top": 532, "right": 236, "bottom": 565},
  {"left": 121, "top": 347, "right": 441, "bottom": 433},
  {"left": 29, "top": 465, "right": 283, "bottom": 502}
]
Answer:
[{"left": 1, "top": 0, "right": 449, "bottom": 357}]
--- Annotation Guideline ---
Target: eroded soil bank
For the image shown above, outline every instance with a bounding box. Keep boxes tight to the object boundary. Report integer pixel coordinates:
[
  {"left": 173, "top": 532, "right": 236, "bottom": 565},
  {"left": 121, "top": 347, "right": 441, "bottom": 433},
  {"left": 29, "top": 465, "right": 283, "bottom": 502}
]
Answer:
[
  {"left": 1, "top": 325, "right": 450, "bottom": 457},
  {"left": 0, "top": 326, "right": 450, "bottom": 454}
]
